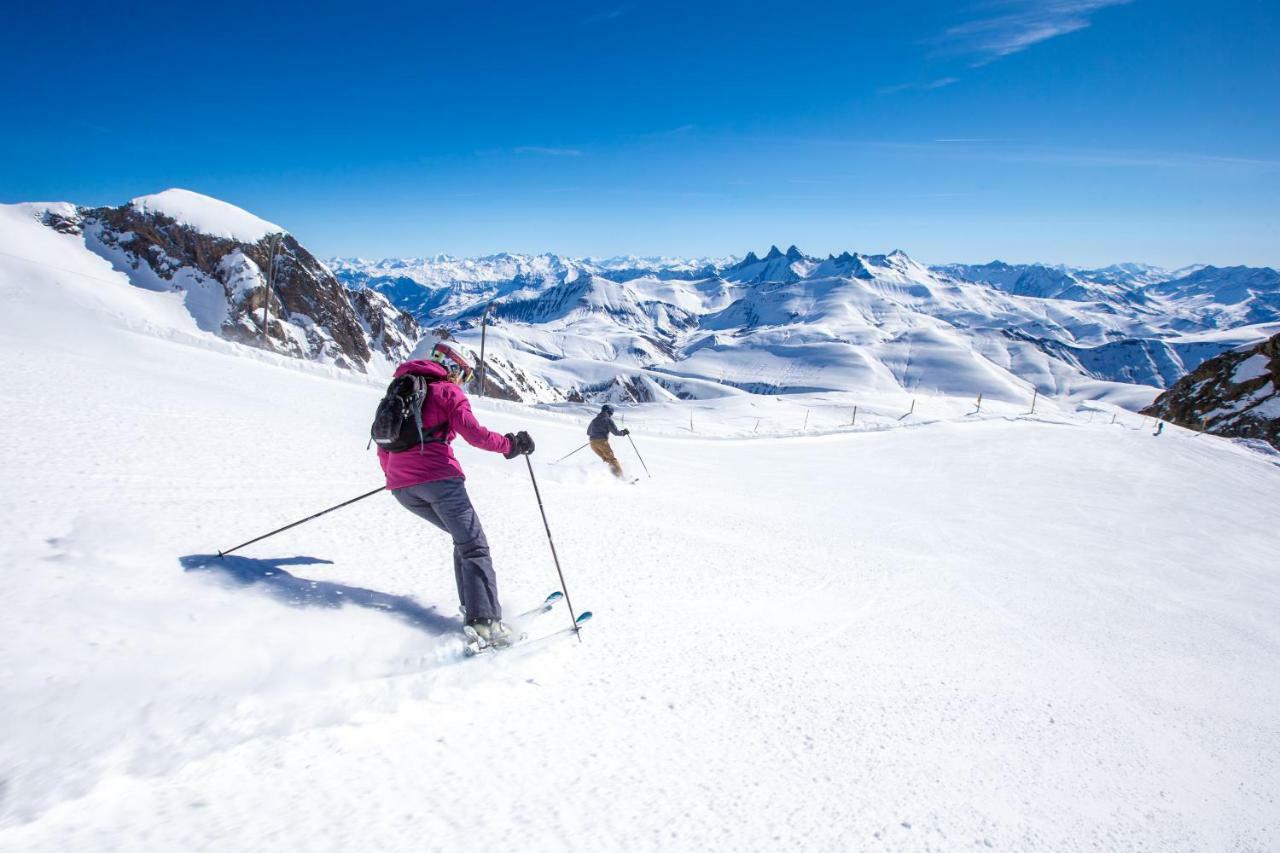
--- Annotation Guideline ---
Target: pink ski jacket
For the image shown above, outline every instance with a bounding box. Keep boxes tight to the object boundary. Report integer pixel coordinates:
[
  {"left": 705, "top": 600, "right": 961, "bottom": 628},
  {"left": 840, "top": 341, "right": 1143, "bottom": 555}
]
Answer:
[{"left": 376, "top": 360, "right": 513, "bottom": 489}]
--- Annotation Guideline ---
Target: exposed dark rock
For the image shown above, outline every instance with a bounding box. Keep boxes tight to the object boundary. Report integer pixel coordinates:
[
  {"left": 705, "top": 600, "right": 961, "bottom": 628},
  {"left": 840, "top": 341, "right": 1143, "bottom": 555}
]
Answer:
[
  {"left": 351, "top": 288, "right": 422, "bottom": 364},
  {"left": 41, "top": 209, "right": 83, "bottom": 236},
  {"left": 43, "top": 198, "right": 420, "bottom": 372},
  {"left": 1142, "top": 332, "right": 1280, "bottom": 449}
]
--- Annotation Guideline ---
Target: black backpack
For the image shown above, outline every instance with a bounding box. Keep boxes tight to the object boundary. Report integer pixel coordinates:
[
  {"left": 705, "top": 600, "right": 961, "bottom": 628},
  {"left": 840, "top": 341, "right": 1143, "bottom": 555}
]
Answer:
[{"left": 369, "top": 374, "right": 448, "bottom": 453}]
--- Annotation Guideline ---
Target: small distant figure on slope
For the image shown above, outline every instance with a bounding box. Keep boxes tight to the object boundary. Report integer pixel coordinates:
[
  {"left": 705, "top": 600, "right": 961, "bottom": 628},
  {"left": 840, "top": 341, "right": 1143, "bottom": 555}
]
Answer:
[
  {"left": 1154, "top": 421, "right": 1165, "bottom": 436},
  {"left": 372, "top": 342, "right": 534, "bottom": 649},
  {"left": 587, "top": 404, "right": 629, "bottom": 480}
]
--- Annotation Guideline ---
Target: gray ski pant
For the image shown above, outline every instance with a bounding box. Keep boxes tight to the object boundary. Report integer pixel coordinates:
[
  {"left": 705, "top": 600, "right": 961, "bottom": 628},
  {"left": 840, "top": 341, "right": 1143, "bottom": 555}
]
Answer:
[{"left": 392, "top": 477, "right": 501, "bottom": 621}]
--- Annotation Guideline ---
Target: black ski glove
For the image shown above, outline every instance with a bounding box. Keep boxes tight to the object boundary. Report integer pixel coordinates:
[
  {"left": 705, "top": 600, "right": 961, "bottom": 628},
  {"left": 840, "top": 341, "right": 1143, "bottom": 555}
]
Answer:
[
  {"left": 503, "top": 431, "right": 535, "bottom": 458},
  {"left": 621, "top": 429, "right": 630, "bottom": 436}
]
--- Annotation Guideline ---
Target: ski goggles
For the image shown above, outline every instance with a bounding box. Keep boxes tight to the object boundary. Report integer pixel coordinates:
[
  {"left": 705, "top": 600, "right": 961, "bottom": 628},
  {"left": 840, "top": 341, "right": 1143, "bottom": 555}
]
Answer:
[{"left": 430, "top": 343, "right": 475, "bottom": 384}]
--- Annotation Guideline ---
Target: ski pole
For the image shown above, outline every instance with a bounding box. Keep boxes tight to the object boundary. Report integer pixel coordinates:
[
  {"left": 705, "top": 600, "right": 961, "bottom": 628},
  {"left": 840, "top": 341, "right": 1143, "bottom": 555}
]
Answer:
[
  {"left": 216, "top": 486, "right": 386, "bottom": 558},
  {"left": 551, "top": 441, "right": 590, "bottom": 464},
  {"left": 626, "top": 433, "right": 651, "bottom": 478},
  {"left": 523, "top": 455, "right": 583, "bottom": 641}
]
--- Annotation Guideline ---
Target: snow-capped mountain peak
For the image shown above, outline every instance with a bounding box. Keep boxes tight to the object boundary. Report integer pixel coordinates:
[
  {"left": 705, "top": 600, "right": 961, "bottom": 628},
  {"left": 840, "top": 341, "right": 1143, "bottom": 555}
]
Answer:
[
  {"left": 1, "top": 191, "right": 420, "bottom": 374},
  {"left": 129, "top": 188, "right": 284, "bottom": 244},
  {"left": 9, "top": 185, "right": 1280, "bottom": 438},
  {"left": 328, "top": 243, "right": 1280, "bottom": 416},
  {"left": 722, "top": 245, "right": 817, "bottom": 284}
]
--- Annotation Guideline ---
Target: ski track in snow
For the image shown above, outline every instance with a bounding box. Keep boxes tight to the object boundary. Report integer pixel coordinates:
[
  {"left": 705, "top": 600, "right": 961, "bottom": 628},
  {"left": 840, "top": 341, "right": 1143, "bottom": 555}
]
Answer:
[{"left": 2, "top": 301, "right": 1279, "bottom": 851}]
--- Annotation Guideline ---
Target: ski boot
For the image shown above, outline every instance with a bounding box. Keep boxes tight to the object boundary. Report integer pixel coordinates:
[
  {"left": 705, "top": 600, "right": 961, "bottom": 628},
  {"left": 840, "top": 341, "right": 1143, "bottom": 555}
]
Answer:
[{"left": 463, "top": 617, "right": 515, "bottom": 654}]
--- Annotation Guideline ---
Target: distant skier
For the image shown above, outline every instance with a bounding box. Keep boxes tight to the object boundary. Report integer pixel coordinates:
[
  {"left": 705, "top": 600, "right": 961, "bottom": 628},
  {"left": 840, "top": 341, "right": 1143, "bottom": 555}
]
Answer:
[
  {"left": 1154, "top": 421, "right": 1164, "bottom": 436},
  {"left": 587, "top": 404, "right": 629, "bottom": 479},
  {"left": 373, "top": 342, "right": 534, "bottom": 648}
]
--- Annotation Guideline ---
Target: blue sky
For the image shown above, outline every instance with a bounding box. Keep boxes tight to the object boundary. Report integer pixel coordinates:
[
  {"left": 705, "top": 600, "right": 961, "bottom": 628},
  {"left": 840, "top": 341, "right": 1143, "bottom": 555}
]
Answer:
[{"left": 3, "top": 0, "right": 1277, "bottom": 266}]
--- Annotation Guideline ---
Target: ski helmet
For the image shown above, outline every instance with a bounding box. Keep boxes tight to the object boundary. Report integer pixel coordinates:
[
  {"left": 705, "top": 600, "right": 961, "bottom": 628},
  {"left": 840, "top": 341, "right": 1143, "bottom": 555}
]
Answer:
[
  {"left": 430, "top": 342, "right": 474, "bottom": 384},
  {"left": 601, "top": 404, "right": 614, "bottom": 416}
]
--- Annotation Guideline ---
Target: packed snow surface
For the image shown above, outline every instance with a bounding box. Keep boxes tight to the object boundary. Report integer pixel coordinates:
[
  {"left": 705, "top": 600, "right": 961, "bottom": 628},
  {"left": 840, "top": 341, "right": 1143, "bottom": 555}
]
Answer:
[
  {"left": 1, "top": 256, "right": 1279, "bottom": 852},
  {"left": 130, "top": 189, "right": 284, "bottom": 243}
]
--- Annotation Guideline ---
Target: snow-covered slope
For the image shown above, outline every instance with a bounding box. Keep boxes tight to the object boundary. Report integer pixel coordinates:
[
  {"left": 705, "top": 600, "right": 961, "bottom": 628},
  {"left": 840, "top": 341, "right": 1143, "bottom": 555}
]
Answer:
[
  {"left": 130, "top": 188, "right": 284, "bottom": 243},
  {"left": 2, "top": 262, "right": 1279, "bottom": 851},
  {"left": 333, "top": 247, "right": 1280, "bottom": 407},
  {"left": 0, "top": 191, "right": 421, "bottom": 374},
  {"left": 1143, "top": 265, "right": 1280, "bottom": 330},
  {"left": 933, "top": 259, "right": 1140, "bottom": 303},
  {"left": 7, "top": 187, "right": 1277, "bottom": 408}
]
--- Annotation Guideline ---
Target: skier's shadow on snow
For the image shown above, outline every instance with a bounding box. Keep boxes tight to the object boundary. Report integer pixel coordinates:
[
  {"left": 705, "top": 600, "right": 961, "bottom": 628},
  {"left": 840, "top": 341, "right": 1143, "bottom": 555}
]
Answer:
[{"left": 180, "top": 554, "right": 461, "bottom": 635}]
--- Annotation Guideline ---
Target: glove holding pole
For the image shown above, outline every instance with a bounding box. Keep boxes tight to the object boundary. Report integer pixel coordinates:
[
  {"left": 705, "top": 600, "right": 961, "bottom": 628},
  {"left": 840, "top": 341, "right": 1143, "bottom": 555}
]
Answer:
[{"left": 504, "top": 430, "right": 535, "bottom": 458}]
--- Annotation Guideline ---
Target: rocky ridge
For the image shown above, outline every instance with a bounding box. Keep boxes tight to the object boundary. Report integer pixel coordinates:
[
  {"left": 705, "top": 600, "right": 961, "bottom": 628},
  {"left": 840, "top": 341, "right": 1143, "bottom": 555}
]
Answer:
[
  {"left": 40, "top": 191, "right": 420, "bottom": 373},
  {"left": 1142, "top": 332, "right": 1280, "bottom": 449}
]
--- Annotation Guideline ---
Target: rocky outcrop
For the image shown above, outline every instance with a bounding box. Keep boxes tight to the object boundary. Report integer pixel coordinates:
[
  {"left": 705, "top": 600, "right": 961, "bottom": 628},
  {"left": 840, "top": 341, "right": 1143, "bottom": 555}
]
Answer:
[
  {"left": 1142, "top": 332, "right": 1280, "bottom": 449},
  {"left": 350, "top": 288, "right": 422, "bottom": 366},
  {"left": 41, "top": 193, "right": 420, "bottom": 372}
]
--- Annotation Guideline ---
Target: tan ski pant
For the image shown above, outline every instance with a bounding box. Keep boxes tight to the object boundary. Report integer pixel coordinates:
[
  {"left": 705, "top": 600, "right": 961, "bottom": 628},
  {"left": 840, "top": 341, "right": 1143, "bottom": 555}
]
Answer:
[{"left": 590, "top": 438, "right": 624, "bottom": 479}]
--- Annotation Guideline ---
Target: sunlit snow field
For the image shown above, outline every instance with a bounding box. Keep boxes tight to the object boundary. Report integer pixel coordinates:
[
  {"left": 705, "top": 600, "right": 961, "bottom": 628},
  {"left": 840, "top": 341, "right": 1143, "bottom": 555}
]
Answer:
[{"left": 1, "top": 265, "right": 1279, "bottom": 852}]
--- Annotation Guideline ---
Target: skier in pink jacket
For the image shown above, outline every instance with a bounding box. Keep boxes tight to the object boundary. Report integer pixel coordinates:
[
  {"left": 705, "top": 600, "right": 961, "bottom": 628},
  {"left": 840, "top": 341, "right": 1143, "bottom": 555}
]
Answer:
[{"left": 378, "top": 343, "right": 534, "bottom": 647}]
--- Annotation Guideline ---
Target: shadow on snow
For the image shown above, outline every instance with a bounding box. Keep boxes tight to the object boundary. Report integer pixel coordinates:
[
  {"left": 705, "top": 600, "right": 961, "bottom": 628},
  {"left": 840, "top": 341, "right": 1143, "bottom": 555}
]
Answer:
[{"left": 180, "top": 553, "right": 461, "bottom": 635}]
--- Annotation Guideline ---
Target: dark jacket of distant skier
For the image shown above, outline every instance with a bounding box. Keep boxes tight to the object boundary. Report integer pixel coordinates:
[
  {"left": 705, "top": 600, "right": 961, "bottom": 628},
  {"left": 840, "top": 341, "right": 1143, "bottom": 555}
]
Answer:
[
  {"left": 588, "top": 407, "right": 628, "bottom": 441},
  {"left": 376, "top": 343, "right": 533, "bottom": 641},
  {"left": 587, "top": 405, "right": 628, "bottom": 479}
]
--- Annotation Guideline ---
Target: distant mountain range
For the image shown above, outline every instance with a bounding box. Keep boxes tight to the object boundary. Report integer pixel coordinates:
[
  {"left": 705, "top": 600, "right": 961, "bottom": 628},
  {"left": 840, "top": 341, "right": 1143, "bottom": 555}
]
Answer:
[
  {"left": 328, "top": 246, "right": 1280, "bottom": 405},
  {"left": 3, "top": 189, "right": 1277, "bottom": 417}
]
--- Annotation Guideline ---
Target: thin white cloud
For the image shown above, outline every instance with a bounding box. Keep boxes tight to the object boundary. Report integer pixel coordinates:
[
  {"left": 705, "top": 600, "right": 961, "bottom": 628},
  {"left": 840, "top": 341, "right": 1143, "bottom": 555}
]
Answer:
[
  {"left": 877, "top": 76, "right": 959, "bottom": 95},
  {"left": 1200, "top": 154, "right": 1280, "bottom": 168},
  {"left": 581, "top": 6, "right": 628, "bottom": 25},
  {"left": 1010, "top": 148, "right": 1280, "bottom": 169},
  {"left": 938, "top": 0, "right": 1135, "bottom": 65},
  {"left": 645, "top": 124, "right": 697, "bottom": 138},
  {"left": 795, "top": 136, "right": 1280, "bottom": 172},
  {"left": 924, "top": 142, "right": 1280, "bottom": 170},
  {"left": 615, "top": 188, "right": 727, "bottom": 200},
  {"left": 514, "top": 146, "right": 585, "bottom": 157}
]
